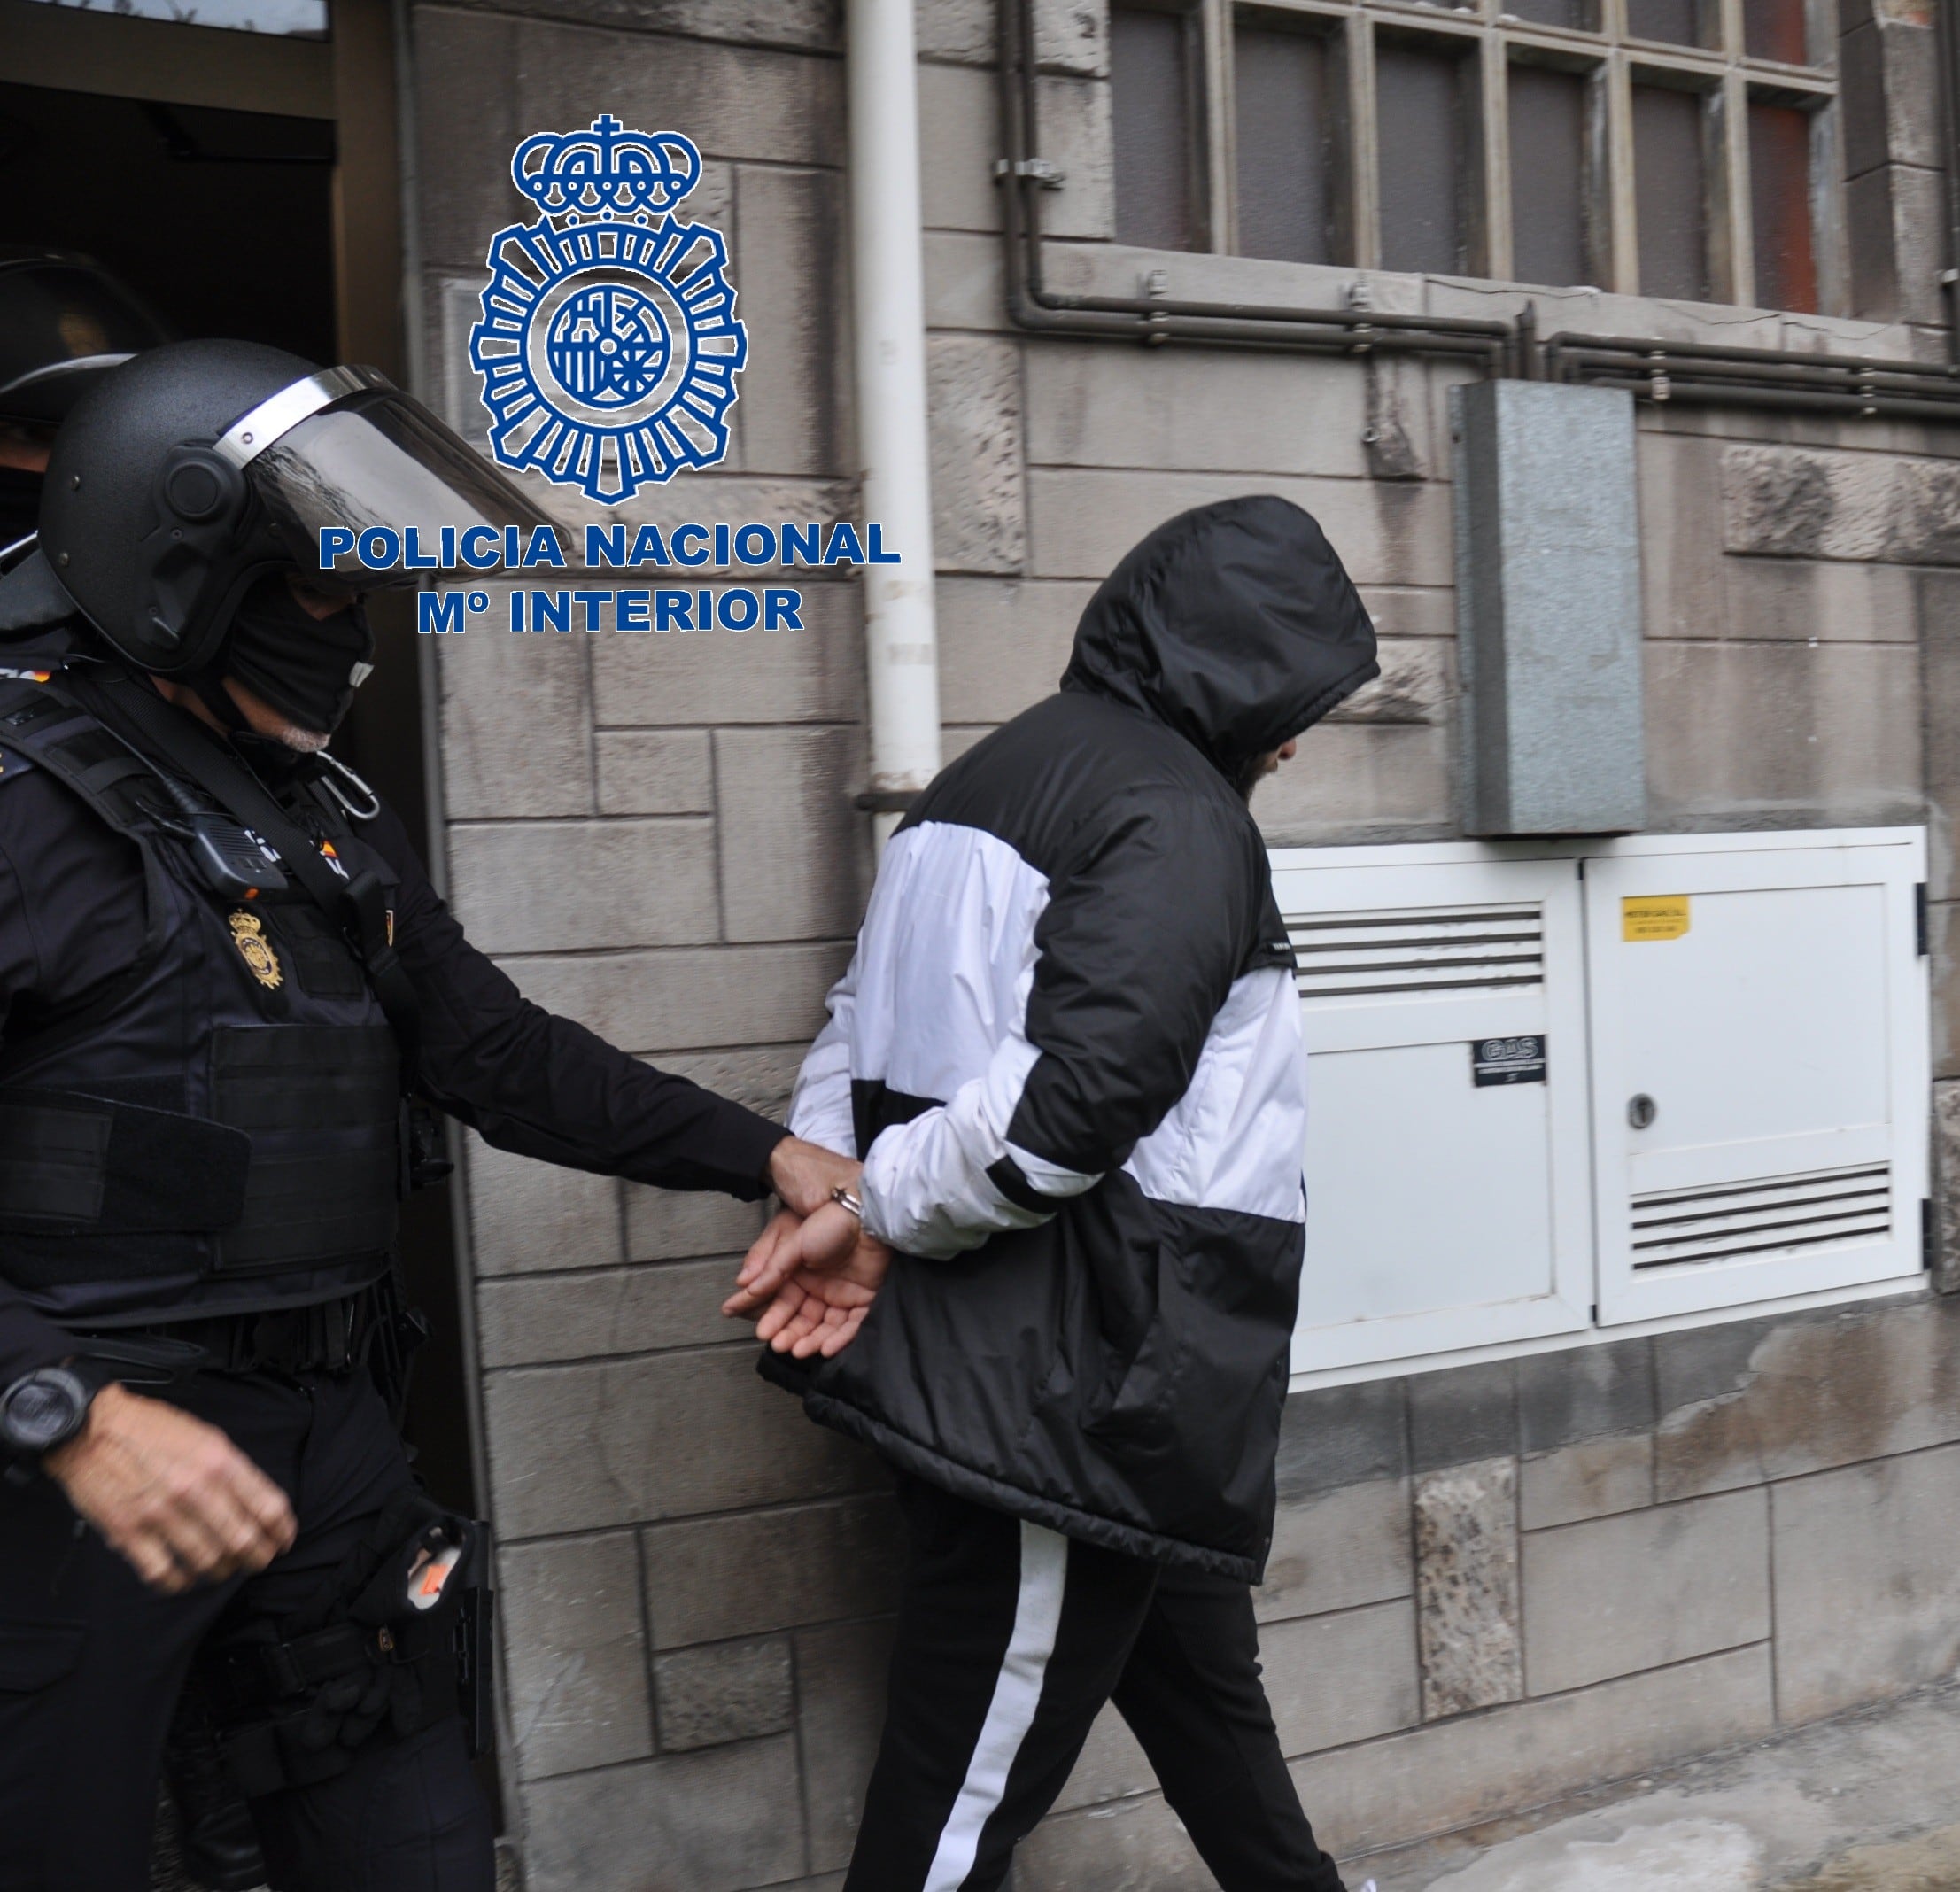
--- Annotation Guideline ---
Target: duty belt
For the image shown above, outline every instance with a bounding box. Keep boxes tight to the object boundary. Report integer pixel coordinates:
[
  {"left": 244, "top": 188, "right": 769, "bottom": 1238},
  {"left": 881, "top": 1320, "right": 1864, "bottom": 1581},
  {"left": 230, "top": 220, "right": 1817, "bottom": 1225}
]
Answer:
[{"left": 72, "top": 1286, "right": 381, "bottom": 1377}]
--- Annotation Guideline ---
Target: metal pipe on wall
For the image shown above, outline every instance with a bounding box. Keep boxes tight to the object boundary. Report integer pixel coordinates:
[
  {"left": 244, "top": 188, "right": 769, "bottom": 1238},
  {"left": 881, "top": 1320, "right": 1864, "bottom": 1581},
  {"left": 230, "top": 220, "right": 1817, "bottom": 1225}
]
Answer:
[
  {"left": 1544, "top": 331, "right": 1960, "bottom": 419},
  {"left": 1940, "top": 0, "right": 1960, "bottom": 360},
  {"left": 995, "top": 0, "right": 1515, "bottom": 366},
  {"left": 848, "top": 0, "right": 942, "bottom": 846},
  {"left": 996, "top": 0, "right": 1960, "bottom": 412}
]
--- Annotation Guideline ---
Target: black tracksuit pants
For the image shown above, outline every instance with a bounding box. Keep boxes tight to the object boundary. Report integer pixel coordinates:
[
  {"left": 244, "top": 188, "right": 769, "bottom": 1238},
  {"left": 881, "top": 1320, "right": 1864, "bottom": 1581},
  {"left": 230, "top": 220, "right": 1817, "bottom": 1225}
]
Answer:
[
  {"left": 0, "top": 1366, "right": 493, "bottom": 1892},
  {"left": 845, "top": 1477, "right": 1348, "bottom": 1892}
]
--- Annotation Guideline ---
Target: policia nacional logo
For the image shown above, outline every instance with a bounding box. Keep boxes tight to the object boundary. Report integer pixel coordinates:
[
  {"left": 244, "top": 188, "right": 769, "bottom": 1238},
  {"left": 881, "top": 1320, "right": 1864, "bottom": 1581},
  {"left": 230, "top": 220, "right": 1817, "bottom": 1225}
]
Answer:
[
  {"left": 468, "top": 117, "right": 748, "bottom": 506},
  {"left": 229, "top": 910, "right": 283, "bottom": 990}
]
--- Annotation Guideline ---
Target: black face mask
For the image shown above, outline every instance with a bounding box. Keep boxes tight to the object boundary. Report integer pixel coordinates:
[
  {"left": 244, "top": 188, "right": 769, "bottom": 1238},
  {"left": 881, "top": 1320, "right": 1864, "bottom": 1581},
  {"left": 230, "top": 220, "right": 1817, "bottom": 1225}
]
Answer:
[{"left": 220, "top": 576, "right": 375, "bottom": 738}]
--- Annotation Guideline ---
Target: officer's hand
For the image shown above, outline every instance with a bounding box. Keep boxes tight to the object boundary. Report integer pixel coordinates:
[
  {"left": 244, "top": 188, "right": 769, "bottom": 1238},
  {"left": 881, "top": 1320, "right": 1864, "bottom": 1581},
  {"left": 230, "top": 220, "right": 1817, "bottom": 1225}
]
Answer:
[
  {"left": 766, "top": 1138, "right": 863, "bottom": 1219},
  {"left": 43, "top": 1384, "right": 298, "bottom": 1593}
]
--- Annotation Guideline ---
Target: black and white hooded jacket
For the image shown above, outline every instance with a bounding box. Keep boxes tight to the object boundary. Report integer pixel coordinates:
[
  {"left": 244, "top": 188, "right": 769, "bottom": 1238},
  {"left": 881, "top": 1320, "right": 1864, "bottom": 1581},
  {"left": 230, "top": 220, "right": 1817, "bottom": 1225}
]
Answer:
[{"left": 769, "top": 495, "right": 1379, "bottom": 1582}]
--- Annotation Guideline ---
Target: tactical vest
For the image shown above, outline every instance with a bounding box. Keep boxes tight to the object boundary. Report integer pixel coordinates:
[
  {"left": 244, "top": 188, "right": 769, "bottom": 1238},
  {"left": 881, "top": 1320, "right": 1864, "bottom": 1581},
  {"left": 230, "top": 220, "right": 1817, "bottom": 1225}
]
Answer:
[{"left": 0, "top": 670, "right": 407, "bottom": 1329}]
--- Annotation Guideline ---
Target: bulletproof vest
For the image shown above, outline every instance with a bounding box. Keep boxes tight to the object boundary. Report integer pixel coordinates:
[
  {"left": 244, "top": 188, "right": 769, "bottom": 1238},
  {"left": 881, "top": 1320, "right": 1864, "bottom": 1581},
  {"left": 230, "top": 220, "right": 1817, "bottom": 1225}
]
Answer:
[{"left": 0, "top": 671, "right": 406, "bottom": 1328}]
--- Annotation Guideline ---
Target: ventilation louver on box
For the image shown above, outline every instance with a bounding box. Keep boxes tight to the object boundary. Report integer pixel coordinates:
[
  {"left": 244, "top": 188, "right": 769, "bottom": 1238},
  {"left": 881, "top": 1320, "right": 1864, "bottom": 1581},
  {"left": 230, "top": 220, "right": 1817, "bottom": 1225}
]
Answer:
[
  {"left": 1290, "top": 905, "right": 1546, "bottom": 1003},
  {"left": 1629, "top": 1163, "right": 1892, "bottom": 1270}
]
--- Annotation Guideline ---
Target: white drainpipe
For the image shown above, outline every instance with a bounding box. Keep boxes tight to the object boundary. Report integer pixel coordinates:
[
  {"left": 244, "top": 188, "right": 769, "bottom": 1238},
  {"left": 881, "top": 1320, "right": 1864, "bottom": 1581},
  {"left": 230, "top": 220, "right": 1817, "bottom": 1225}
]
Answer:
[{"left": 848, "top": 0, "right": 941, "bottom": 848}]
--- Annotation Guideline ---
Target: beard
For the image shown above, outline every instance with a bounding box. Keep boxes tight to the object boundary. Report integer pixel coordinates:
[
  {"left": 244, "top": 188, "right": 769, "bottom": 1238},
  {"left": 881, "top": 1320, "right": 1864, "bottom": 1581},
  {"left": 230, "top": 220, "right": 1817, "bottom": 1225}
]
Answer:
[
  {"left": 265, "top": 715, "right": 329, "bottom": 755},
  {"left": 1236, "top": 749, "right": 1278, "bottom": 803}
]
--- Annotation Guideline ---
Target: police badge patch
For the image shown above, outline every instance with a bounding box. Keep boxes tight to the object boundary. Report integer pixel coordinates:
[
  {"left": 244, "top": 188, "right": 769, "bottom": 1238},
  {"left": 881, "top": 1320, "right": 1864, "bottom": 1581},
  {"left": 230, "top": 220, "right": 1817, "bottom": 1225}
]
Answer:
[
  {"left": 229, "top": 910, "right": 283, "bottom": 990},
  {"left": 468, "top": 117, "right": 748, "bottom": 506}
]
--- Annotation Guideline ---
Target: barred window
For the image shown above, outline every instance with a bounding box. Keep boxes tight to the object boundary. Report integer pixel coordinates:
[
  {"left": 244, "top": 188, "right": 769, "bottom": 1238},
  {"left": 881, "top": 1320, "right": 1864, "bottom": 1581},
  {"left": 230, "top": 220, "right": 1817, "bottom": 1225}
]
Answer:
[{"left": 1108, "top": 0, "right": 1841, "bottom": 314}]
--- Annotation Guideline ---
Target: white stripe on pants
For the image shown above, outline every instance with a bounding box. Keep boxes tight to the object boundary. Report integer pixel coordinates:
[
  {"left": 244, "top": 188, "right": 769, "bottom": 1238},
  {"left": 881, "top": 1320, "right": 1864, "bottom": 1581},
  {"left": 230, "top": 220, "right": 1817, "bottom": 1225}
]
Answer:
[{"left": 922, "top": 1521, "right": 1069, "bottom": 1892}]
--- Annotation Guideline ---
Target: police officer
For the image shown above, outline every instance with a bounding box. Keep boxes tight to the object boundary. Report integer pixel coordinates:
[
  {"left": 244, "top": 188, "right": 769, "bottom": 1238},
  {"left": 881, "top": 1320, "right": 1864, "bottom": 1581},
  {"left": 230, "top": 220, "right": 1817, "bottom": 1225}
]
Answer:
[
  {"left": 0, "top": 250, "right": 271, "bottom": 1892},
  {"left": 0, "top": 338, "right": 860, "bottom": 1892},
  {"left": 0, "top": 247, "right": 173, "bottom": 553}
]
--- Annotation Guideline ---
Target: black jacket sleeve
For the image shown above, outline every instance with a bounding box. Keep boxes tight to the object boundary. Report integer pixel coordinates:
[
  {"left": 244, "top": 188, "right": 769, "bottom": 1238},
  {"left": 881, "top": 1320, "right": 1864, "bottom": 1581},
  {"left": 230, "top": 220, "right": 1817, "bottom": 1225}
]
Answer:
[
  {"left": 0, "top": 1276, "right": 72, "bottom": 1383},
  {"left": 1008, "top": 785, "right": 1259, "bottom": 1176},
  {"left": 0, "top": 1287, "right": 73, "bottom": 1387},
  {"left": 363, "top": 802, "right": 787, "bottom": 1198},
  {"left": 0, "top": 818, "right": 90, "bottom": 1384}
]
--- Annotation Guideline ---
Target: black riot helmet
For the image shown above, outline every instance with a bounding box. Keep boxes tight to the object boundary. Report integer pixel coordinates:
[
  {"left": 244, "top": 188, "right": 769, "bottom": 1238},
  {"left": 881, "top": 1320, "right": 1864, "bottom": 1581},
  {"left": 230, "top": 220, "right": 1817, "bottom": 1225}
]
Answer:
[
  {"left": 0, "top": 248, "right": 173, "bottom": 427},
  {"left": 38, "top": 338, "right": 558, "bottom": 678}
]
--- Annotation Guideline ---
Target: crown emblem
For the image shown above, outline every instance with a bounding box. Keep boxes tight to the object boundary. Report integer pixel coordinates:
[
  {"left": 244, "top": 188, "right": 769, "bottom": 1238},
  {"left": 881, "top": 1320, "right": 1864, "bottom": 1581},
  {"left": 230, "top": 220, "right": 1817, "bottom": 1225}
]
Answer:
[
  {"left": 468, "top": 117, "right": 748, "bottom": 505},
  {"left": 512, "top": 116, "right": 702, "bottom": 221}
]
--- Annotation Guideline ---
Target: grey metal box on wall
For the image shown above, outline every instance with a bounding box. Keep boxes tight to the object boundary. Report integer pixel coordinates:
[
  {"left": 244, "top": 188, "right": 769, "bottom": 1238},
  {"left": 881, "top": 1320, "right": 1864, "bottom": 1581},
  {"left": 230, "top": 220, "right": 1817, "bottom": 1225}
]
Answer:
[{"left": 1451, "top": 380, "right": 1646, "bottom": 836}]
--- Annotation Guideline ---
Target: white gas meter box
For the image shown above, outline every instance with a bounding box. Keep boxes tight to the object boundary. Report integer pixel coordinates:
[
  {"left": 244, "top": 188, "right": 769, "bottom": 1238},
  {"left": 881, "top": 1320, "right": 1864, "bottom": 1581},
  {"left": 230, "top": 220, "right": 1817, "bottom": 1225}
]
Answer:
[
  {"left": 1271, "top": 827, "right": 1928, "bottom": 1378},
  {"left": 1585, "top": 830, "right": 1928, "bottom": 1325},
  {"left": 1269, "top": 847, "right": 1593, "bottom": 1375}
]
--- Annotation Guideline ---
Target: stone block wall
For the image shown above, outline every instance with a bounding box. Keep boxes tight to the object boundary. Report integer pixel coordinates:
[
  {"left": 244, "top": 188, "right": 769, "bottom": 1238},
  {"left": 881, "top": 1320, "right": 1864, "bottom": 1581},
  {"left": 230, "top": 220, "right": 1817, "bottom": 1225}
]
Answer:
[
  {"left": 401, "top": 1, "right": 1960, "bottom": 1885},
  {"left": 1022, "top": 1294, "right": 1960, "bottom": 1884},
  {"left": 1841, "top": 0, "right": 1948, "bottom": 326}
]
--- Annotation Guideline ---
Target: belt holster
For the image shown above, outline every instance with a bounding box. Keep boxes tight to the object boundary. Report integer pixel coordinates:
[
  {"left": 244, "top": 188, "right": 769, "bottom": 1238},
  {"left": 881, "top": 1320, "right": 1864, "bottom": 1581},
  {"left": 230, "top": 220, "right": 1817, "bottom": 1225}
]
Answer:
[{"left": 198, "top": 1491, "right": 494, "bottom": 1797}]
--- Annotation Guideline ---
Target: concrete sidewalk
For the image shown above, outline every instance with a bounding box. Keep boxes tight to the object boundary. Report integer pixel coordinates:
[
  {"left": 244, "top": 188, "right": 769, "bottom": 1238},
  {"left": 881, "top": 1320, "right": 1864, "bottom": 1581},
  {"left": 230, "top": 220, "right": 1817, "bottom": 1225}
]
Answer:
[
  {"left": 148, "top": 1678, "right": 1960, "bottom": 1890},
  {"left": 1362, "top": 1679, "right": 1960, "bottom": 1892}
]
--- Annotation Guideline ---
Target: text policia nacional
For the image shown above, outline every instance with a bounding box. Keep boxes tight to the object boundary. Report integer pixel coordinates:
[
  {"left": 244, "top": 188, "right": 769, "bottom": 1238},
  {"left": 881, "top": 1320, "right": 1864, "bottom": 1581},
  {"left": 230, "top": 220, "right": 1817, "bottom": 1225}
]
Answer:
[{"left": 315, "top": 520, "right": 902, "bottom": 635}]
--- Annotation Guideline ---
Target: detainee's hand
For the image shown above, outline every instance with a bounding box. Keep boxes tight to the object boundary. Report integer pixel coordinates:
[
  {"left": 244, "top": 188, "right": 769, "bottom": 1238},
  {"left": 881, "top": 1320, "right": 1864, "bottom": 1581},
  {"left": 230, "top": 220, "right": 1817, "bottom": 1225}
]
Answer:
[
  {"left": 766, "top": 1137, "right": 864, "bottom": 1219},
  {"left": 43, "top": 1384, "right": 297, "bottom": 1593},
  {"left": 726, "top": 1201, "right": 862, "bottom": 1309},
  {"left": 723, "top": 1204, "right": 893, "bottom": 1359}
]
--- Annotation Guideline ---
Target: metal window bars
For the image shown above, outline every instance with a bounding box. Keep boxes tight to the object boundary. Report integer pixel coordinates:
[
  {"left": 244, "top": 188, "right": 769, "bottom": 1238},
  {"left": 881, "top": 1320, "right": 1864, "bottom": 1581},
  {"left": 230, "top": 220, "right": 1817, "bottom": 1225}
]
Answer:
[{"left": 996, "top": 0, "right": 1960, "bottom": 417}]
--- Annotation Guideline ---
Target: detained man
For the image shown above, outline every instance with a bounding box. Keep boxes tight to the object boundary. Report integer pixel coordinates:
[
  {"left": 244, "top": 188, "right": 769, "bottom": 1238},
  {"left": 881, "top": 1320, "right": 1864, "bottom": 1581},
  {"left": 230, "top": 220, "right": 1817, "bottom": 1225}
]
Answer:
[{"left": 726, "top": 495, "right": 1379, "bottom": 1891}]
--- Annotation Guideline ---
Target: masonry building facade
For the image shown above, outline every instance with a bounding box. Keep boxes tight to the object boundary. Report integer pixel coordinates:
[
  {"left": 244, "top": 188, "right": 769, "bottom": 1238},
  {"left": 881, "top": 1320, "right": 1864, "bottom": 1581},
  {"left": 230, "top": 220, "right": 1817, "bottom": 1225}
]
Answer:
[{"left": 338, "top": 0, "right": 1960, "bottom": 1882}]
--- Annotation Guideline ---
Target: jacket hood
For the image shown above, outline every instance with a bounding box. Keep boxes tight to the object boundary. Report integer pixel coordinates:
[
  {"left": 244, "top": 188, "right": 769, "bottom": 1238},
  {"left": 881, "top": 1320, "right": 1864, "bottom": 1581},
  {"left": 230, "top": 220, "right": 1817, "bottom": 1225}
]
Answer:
[{"left": 1061, "top": 494, "right": 1379, "bottom": 780}]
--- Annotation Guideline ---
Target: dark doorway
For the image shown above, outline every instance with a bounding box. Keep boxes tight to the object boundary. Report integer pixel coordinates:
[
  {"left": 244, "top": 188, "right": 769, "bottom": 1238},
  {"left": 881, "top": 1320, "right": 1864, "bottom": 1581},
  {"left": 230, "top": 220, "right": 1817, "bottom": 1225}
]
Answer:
[{"left": 0, "top": 83, "right": 337, "bottom": 361}]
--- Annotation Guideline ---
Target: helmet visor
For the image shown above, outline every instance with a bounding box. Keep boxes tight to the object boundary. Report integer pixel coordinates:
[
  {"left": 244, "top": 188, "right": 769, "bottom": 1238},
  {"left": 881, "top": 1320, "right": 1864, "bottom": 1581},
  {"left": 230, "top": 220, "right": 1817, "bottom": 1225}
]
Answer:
[{"left": 217, "top": 366, "right": 561, "bottom": 585}]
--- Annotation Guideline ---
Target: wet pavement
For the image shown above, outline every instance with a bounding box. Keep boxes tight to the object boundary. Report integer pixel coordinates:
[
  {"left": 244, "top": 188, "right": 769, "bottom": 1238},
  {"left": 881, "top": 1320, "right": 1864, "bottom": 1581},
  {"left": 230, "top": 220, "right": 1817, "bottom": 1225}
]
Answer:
[{"left": 1365, "top": 1680, "right": 1960, "bottom": 1892}]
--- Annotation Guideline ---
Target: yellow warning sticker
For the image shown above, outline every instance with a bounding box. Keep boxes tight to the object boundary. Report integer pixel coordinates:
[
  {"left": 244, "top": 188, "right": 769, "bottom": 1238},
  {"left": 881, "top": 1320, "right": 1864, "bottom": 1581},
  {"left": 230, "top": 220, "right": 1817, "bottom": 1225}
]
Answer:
[{"left": 1623, "top": 895, "right": 1690, "bottom": 942}]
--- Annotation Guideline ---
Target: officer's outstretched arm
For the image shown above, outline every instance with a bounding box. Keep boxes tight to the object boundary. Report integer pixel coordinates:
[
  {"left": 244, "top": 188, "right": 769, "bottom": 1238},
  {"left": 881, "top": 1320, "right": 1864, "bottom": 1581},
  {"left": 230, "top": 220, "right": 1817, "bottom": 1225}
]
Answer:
[{"left": 361, "top": 802, "right": 856, "bottom": 1213}]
